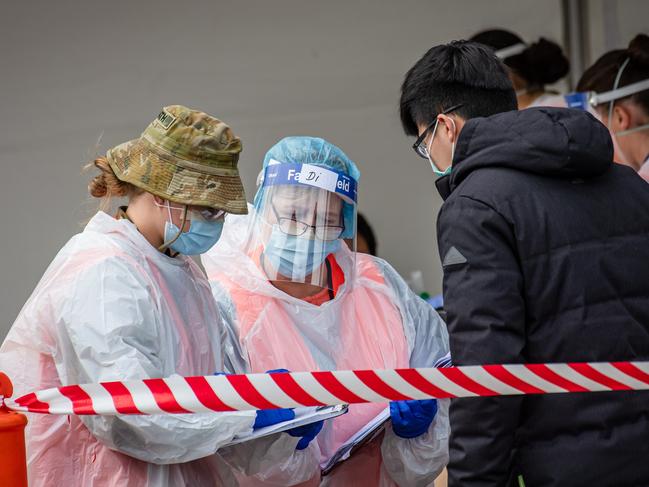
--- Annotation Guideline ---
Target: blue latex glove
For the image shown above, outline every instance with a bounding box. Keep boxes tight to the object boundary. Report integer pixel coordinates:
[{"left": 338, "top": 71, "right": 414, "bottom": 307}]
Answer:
[
  {"left": 254, "top": 369, "right": 296, "bottom": 430},
  {"left": 253, "top": 407, "right": 296, "bottom": 429},
  {"left": 262, "top": 369, "right": 323, "bottom": 449},
  {"left": 389, "top": 399, "right": 438, "bottom": 439},
  {"left": 287, "top": 417, "right": 324, "bottom": 450},
  {"left": 214, "top": 370, "right": 296, "bottom": 431}
]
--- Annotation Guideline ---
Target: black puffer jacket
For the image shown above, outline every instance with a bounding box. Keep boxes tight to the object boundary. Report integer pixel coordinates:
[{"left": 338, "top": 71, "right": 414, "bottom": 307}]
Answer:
[{"left": 436, "top": 107, "right": 649, "bottom": 487}]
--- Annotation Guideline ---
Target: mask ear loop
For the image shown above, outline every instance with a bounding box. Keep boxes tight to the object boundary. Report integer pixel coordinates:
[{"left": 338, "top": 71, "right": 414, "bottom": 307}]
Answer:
[
  {"left": 608, "top": 57, "right": 631, "bottom": 128},
  {"left": 428, "top": 118, "right": 457, "bottom": 173},
  {"left": 450, "top": 118, "right": 457, "bottom": 163},
  {"left": 158, "top": 202, "right": 189, "bottom": 252},
  {"left": 607, "top": 62, "right": 649, "bottom": 137},
  {"left": 616, "top": 122, "right": 649, "bottom": 137},
  {"left": 426, "top": 120, "right": 440, "bottom": 172}
]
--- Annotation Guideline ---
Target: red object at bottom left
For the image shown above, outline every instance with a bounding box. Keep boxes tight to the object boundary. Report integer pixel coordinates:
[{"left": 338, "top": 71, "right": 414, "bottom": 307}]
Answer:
[{"left": 0, "top": 372, "right": 28, "bottom": 487}]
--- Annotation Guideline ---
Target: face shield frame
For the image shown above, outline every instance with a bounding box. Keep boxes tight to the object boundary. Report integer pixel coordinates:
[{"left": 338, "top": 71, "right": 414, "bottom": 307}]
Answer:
[
  {"left": 564, "top": 61, "right": 649, "bottom": 160},
  {"left": 565, "top": 76, "right": 649, "bottom": 114}
]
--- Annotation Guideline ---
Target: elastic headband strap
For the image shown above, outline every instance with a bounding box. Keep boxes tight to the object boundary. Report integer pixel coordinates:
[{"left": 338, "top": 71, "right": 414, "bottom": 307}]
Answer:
[
  {"left": 494, "top": 42, "right": 527, "bottom": 59},
  {"left": 260, "top": 161, "right": 358, "bottom": 203},
  {"left": 592, "top": 78, "right": 649, "bottom": 106}
]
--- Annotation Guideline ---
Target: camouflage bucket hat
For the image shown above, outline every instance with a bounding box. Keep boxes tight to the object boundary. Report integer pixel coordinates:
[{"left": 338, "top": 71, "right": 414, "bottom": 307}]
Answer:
[{"left": 106, "top": 105, "right": 248, "bottom": 214}]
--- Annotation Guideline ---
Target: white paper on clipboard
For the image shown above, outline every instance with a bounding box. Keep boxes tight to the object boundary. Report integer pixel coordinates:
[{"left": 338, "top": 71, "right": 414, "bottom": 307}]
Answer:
[{"left": 223, "top": 404, "right": 348, "bottom": 448}]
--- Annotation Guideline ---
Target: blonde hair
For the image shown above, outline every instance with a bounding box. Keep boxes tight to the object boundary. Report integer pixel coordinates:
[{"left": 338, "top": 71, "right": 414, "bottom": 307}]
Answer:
[{"left": 85, "top": 157, "right": 143, "bottom": 210}]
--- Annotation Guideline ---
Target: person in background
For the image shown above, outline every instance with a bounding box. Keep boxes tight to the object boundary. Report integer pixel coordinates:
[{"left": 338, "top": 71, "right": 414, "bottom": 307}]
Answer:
[
  {"left": 0, "top": 105, "right": 286, "bottom": 487},
  {"left": 577, "top": 34, "right": 649, "bottom": 179},
  {"left": 346, "top": 212, "right": 377, "bottom": 255},
  {"left": 203, "top": 136, "right": 450, "bottom": 486},
  {"left": 471, "top": 29, "right": 570, "bottom": 109},
  {"left": 400, "top": 40, "right": 649, "bottom": 486}
]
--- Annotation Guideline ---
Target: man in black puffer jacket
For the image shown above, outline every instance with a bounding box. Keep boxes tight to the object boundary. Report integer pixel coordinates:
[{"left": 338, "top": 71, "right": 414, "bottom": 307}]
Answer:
[{"left": 400, "top": 40, "right": 649, "bottom": 487}]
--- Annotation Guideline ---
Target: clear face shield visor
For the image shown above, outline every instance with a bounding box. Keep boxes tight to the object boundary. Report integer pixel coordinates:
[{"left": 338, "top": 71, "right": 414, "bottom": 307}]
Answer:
[
  {"left": 247, "top": 162, "right": 358, "bottom": 290},
  {"left": 565, "top": 62, "right": 649, "bottom": 166}
]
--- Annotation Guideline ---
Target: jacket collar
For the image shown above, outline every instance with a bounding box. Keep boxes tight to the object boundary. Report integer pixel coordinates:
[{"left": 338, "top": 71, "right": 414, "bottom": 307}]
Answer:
[{"left": 435, "top": 174, "right": 452, "bottom": 200}]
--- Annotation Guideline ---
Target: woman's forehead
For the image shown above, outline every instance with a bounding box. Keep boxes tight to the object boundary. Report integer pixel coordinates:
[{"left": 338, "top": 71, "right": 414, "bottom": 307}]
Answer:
[{"left": 272, "top": 185, "right": 343, "bottom": 207}]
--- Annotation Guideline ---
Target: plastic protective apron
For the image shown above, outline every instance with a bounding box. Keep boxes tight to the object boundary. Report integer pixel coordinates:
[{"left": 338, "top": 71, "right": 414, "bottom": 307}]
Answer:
[
  {"left": 221, "top": 252, "right": 409, "bottom": 485},
  {"left": 0, "top": 212, "right": 235, "bottom": 487}
]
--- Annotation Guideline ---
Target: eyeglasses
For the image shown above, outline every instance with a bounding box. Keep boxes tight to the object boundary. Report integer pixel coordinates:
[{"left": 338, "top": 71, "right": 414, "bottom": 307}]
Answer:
[
  {"left": 191, "top": 207, "right": 226, "bottom": 222},
  {"left": 155, "top": 200, "right": 226, "bottom": 222},
  {"left": 412, "top": 103, "right": 464, "bottom": 159},
  {"left": 271, "top": 205, "right": 344, "bottom": 241}
]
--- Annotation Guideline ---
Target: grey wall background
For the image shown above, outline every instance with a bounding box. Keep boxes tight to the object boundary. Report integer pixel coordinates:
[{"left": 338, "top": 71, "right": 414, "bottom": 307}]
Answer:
[{"left": 1, "top": 0, "right": 647, "bottom": 341}]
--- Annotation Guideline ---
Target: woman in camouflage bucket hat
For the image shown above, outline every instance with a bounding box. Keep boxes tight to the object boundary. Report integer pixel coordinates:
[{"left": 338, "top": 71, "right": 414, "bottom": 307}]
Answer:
[
  {"left": 0, "top": 106, "right": 290, "bottom": 487},
  {"left": 103, "top": 104, "right": 249, "bottom": 256}
]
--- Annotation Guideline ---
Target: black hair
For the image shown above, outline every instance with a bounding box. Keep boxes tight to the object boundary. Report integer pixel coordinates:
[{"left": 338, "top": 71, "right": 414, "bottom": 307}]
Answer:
[
  {"left": 356, "top": 212, "right": 377, "bottom": 256},
  {"left": 471, "top": 29, "right": 523, "bottom": 51},
  {"left": 471, "top": 29, "right": 570, "bottom": 87},
  {"left": 577, "top": 34, "right": 649, "bottom": 115},
  {"left": 400, "top": 40, "right": 517, "bottom": 136}
]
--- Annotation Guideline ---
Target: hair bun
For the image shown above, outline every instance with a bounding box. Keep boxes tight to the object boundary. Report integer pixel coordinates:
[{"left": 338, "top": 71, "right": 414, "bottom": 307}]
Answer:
[
  {"left": 88, "top": 173, "right": 108, "bottom": 198},
  {"left": 86, "top": 157, "right": 131, "bottom": 199},
  {"left": 628, "top": 34, "right": 649, "bottom": 66},
  {"left": 520, "top": 38, "right": 570, "bottom": 85}
]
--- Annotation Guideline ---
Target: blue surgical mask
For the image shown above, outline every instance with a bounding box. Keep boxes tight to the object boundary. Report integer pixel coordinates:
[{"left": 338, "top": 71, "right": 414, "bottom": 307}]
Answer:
[
  {"left": 263, "top": 225, "right": 341, "bottom": 279},
  {"left": 163, "top": 219, "right": 224, "bottom": 255},
  {"left": 158, "top": 201, "right": 225, "bottom": 255}
]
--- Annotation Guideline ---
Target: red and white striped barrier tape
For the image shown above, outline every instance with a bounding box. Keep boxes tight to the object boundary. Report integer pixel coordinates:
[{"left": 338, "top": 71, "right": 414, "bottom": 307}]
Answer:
[{"left": 4, "top": 361, "right": 649, "bottom": 415}]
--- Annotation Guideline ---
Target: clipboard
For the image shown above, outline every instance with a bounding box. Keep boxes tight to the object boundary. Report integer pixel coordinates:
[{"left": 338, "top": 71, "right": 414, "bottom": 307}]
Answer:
[
  {"left": 223, "top": 404, "right": 348, "bottom": 447},
  {"left": 320, "top": 406, "right": 391, "bottom": 476}
]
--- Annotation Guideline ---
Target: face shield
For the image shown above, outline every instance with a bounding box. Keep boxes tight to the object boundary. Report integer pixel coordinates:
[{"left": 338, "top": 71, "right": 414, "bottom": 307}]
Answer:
[
  {"left": 565, "top": 70, "right": 649, "bottom": 165},
  {"left": 246, "top": 161, "right": 357, "bottom": 290},
  {"left": 565, "top": 73, "right": 649, "bottom": 135}
]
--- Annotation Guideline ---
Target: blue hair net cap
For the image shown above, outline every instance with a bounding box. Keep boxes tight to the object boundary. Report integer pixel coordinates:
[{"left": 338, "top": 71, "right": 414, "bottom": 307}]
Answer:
[
  {"left": 262, "top": 136, "right": 359, "bottom": 179},
  {"left": 255, "top": 136, "right": 360, "bottom": 238}
]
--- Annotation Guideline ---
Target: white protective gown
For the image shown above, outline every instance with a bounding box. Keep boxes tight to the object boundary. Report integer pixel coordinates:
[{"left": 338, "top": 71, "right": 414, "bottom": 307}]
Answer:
[
  {"left": 202, "top": 211, "right": 450, "bottom": 487},
  {"left": 0, "top": 211, "right": 255, "bottom": 487}
]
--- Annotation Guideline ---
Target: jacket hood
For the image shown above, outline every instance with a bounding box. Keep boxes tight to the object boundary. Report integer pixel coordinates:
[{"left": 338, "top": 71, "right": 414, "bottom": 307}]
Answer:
[{"left": 444, "top": 107, "right": 613, "bottom": 195}]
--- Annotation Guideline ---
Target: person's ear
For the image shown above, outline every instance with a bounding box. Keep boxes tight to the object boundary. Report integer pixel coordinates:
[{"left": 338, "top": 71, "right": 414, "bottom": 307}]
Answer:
[
  {"left": 438, "top": 115, "right": 458, "bottom": 144},
  {"left": 612, "top": 105, "right": 632, "bottom": 132}
]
